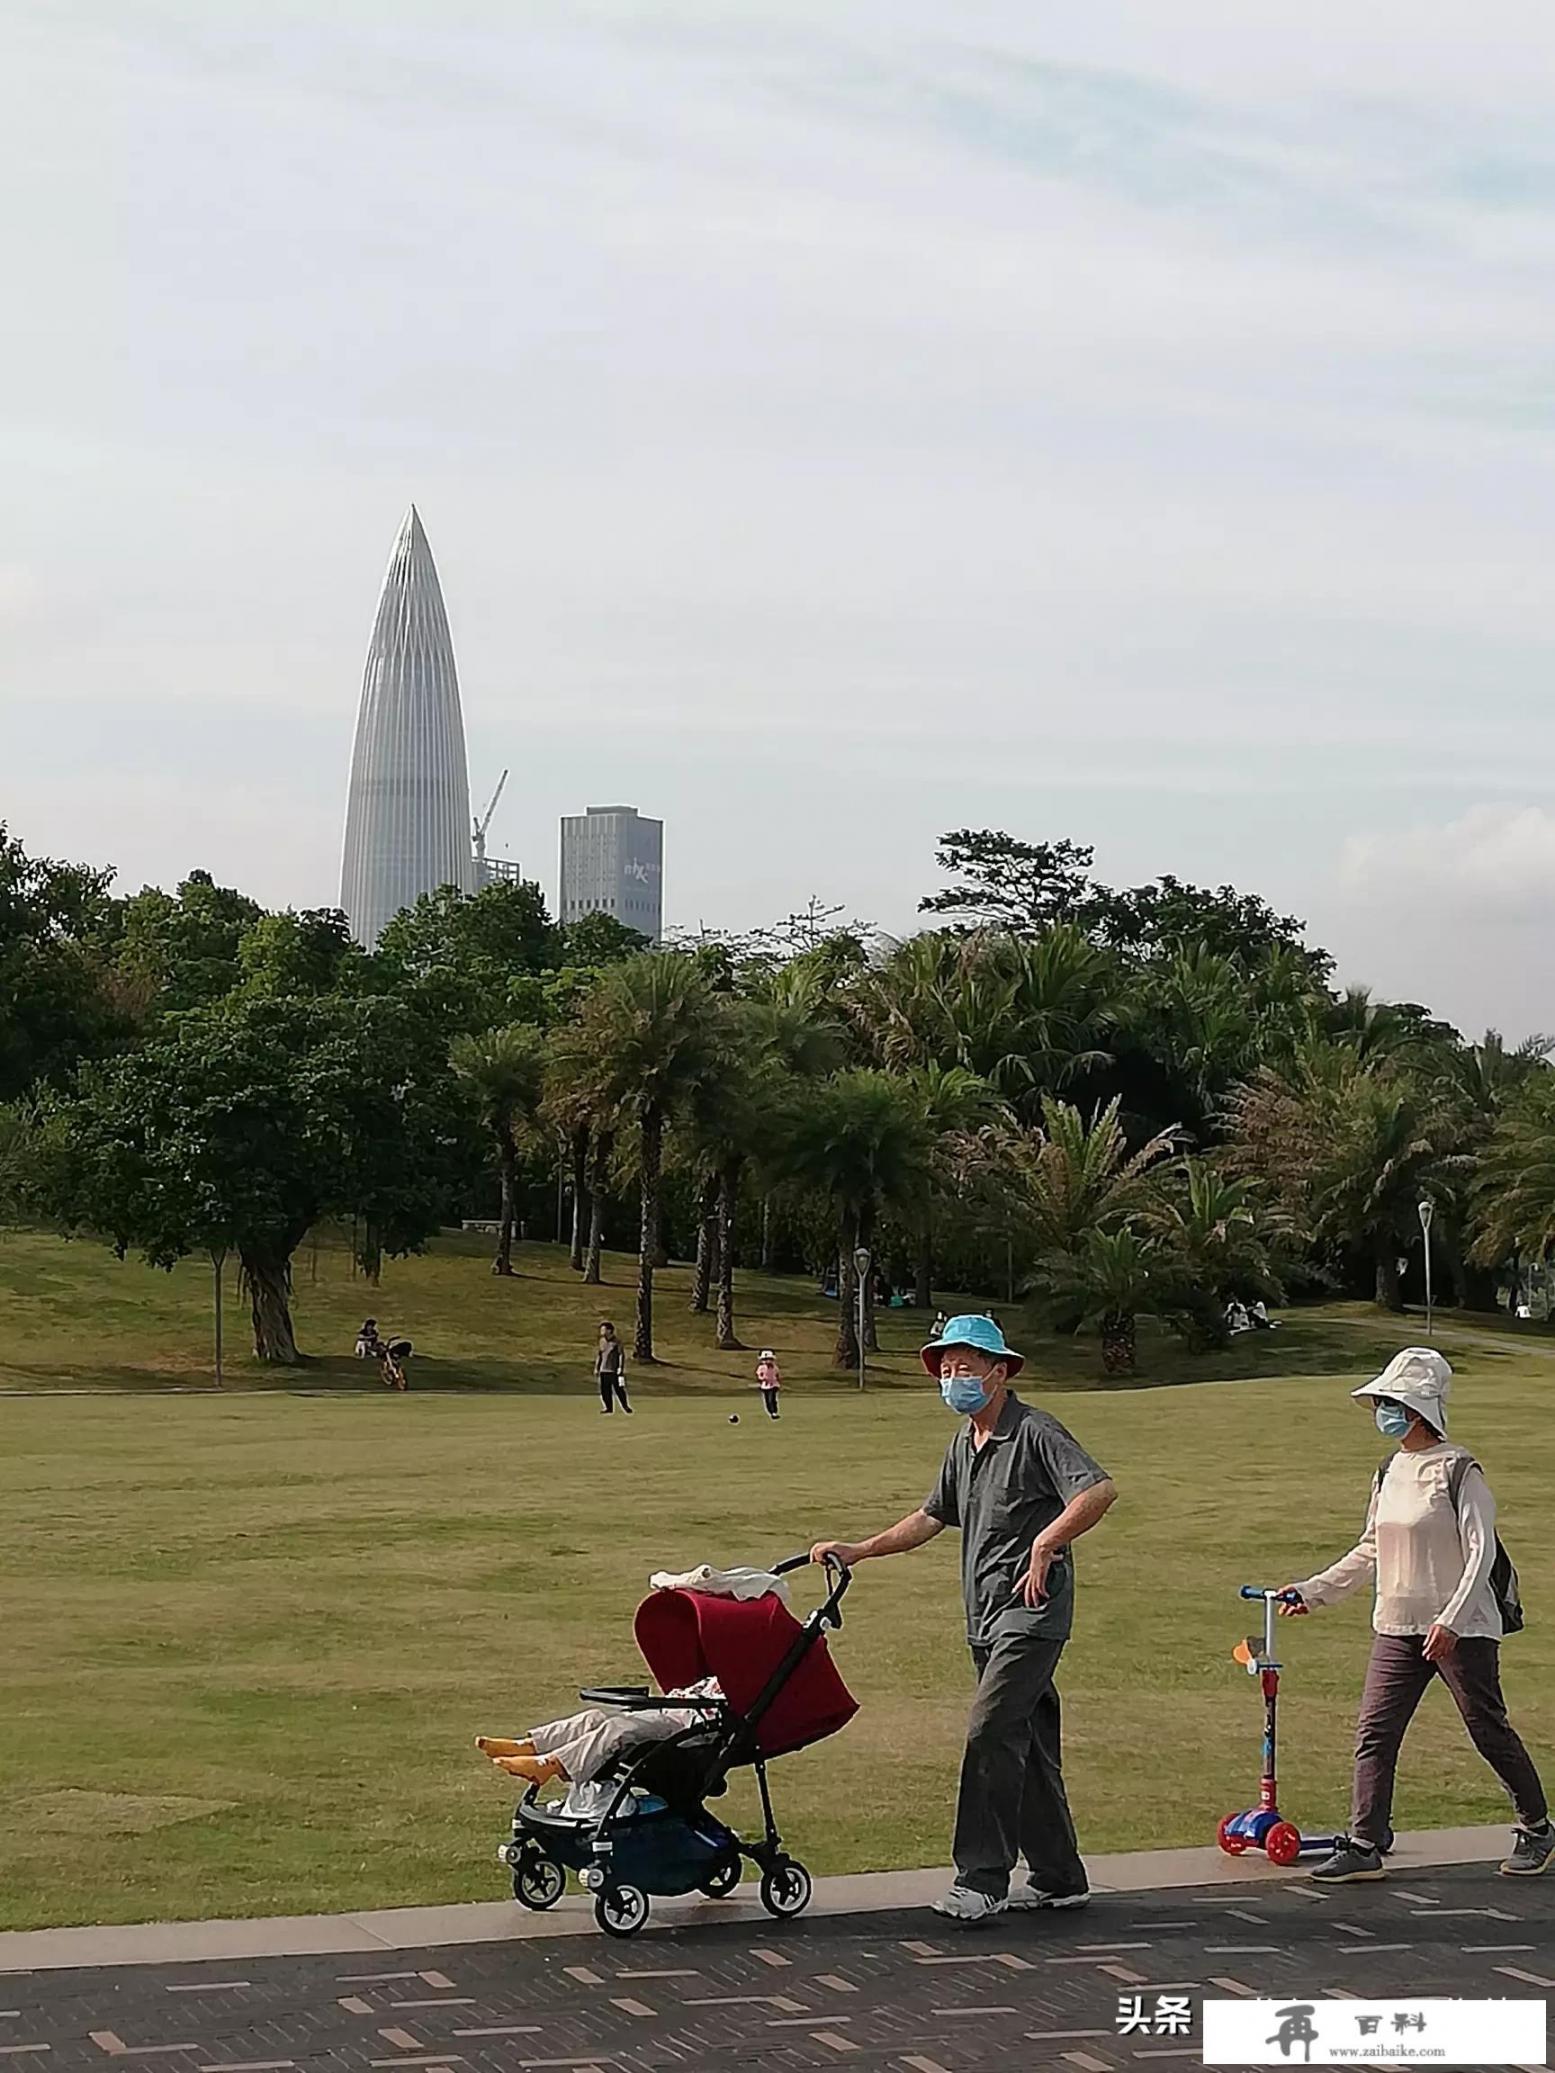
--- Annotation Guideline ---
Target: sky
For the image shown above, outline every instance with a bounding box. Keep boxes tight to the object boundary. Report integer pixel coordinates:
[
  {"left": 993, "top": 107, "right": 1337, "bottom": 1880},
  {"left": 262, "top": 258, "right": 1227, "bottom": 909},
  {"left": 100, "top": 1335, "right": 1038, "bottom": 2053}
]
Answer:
[{"left": 6, "top": 1, "right": 1555, "bottom": 1036}]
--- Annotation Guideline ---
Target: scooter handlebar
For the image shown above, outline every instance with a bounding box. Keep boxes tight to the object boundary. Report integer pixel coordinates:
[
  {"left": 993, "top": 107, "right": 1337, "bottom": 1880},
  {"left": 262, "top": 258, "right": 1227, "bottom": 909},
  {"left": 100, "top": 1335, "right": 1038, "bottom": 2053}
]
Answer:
[{"left": 1240, "top": 1584, "right": 1303, "bottom": 1604}]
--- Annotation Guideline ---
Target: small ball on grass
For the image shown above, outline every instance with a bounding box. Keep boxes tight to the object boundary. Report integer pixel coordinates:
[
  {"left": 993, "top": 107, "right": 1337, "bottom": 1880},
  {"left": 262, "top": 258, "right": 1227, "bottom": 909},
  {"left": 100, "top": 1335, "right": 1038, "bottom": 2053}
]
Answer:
[{"left": 728, "top": 1413, "right": 740, "bottom": 1424}]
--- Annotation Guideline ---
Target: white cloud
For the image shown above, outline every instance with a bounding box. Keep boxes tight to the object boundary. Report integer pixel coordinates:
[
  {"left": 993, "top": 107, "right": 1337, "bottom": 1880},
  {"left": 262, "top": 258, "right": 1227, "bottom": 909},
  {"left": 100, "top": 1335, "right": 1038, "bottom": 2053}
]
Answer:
[
  {"left": 6, "top": 1, "right": 1555, "bottom": 1041},
  {"left": 1340, "top": 804, "right": 1555, "bottom": 923}
]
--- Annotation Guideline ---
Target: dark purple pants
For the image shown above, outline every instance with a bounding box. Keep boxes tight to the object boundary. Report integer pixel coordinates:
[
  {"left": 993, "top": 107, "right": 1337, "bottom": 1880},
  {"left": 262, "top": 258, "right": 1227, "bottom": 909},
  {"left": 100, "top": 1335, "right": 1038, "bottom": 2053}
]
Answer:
[{"left": 1351, "top": 1633, "right": 1547, "bottom": 1847}]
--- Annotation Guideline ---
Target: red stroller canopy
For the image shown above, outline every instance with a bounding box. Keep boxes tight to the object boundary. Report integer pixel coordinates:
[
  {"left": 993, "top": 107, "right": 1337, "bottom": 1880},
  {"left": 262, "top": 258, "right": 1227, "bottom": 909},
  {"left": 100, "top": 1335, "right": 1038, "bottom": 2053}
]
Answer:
[{"left": 634, "top": 1589, "right": 857, "bottom": 1760}]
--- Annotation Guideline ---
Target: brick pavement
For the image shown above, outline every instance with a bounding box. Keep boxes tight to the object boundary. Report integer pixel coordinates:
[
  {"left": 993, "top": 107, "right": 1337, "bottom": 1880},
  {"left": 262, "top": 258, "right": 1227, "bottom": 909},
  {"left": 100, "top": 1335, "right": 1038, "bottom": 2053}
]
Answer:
[{"left": 2, "top": 1862, "right": 1551, "bottom": 2073}]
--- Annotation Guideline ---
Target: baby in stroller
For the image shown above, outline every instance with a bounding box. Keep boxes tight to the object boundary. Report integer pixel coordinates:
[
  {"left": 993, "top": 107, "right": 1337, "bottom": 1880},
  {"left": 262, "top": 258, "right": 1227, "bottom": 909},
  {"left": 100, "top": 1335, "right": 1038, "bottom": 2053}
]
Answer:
[
  {"left": 485, "top": 1553, "right": 857, "bottom": 1937},
  {"left": 477, "top": 1675, "right": 724, "bottom": 1806}
]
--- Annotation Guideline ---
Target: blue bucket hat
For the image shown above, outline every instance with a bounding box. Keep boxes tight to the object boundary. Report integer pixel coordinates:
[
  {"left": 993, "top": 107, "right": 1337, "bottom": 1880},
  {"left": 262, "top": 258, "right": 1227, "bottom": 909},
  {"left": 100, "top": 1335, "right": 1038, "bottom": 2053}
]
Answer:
[{"left": 920, "top": 1313, "right": 1025, "bottom": 1380}]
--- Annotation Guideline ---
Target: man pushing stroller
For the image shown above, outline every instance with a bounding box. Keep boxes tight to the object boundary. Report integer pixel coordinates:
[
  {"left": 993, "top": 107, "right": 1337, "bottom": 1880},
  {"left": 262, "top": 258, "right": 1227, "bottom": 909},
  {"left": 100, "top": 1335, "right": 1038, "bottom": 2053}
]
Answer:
[{"left": 813, "top": 1314, "right": 1117, "bottom": 1923}]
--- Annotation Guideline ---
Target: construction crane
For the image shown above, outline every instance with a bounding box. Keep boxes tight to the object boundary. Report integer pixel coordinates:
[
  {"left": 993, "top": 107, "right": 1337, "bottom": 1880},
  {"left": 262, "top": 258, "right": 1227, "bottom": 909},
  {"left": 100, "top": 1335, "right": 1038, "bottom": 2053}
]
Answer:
[{"left": 472, "top": 769, "right": 509, "bottom": 870}]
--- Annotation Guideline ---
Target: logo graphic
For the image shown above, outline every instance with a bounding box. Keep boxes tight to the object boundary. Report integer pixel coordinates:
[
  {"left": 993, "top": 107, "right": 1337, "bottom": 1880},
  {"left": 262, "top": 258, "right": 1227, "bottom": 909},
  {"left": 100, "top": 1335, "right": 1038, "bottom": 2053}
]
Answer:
[{"left": 1266, "top": 2006, "right": 1319, "bottom": 2062}]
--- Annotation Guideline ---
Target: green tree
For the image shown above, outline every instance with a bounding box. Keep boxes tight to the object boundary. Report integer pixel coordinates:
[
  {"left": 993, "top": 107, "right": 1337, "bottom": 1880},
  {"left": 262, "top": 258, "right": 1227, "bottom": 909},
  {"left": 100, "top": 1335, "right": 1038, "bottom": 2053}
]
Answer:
[
  {"left": 452, "top": 1023, "right": 547, "bottom": 1275},
  {"left": 377, "top": 879, "right": 562, "bottom": 1033},
  {"left": 237, "top": 908, "right": 366, "bottom": 998},
  {"left": 0, "top": 825, "right": 124, "bottom": 1098},
  {"left": 105, "top": 870, "right": 265, "bottom": 1013},
  {"left": 1039, "top": 1226, "right": 1164, "bottom": 1376},
  {"left": 854, "top": 927, "right": 1119, "bottom": 1121},
  {"left": 903, "top": 1061, "right": 1005, "bottom": 1307},
  {"left": 1225, "top": 1050, "right": 1467, "bottom": 1310},
  {"left": 1084, "top": 875, "right": 1323, "bottom": 973},
  {"left": 573, "top": 954, "right": 725, "bottom": 1360},
  {"left": 919, "top": 830, "right": 1096, "bottom": 933},
  {"left": 1145, "top": 1161, "right": 1287, "bottom": 1348},
  {"left": 1470, "top": 1069, "right": 1555, "bottom": 1282},
  {"left": 952, "top": 1096, "right": 1180, "bottom": 1362},
  {"left": 778, "top": 1070, "right": 934, "bottom": 1369},
  {"left": 46, "top": 994, "right": 468, "bottom": 1362},
  {"left": 563, "top": 911, "right": 648, "bottom": 967}
]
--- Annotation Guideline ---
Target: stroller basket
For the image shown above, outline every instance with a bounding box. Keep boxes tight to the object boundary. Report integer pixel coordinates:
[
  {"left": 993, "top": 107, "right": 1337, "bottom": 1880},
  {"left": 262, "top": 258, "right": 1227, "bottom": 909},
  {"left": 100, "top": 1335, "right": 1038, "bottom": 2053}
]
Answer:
[{"left": 500, "top": 1553, "right": 855, "bottom": 1937}]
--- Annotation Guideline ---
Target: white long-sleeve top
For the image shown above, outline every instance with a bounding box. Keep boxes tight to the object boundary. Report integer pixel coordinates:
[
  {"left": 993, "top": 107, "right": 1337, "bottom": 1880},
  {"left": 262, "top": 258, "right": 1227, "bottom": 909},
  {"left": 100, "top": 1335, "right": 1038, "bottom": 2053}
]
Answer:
[{"left": 1293, "top": 1443, "right": 1502, "bottom": 1640}]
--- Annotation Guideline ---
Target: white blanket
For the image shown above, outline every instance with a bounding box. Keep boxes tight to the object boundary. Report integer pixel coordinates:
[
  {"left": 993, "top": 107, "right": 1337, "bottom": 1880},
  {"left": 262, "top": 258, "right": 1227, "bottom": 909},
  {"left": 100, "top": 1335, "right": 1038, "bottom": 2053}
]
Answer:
[{"left": 648, "top": 1563, "right": 790, "bottom": 1605}]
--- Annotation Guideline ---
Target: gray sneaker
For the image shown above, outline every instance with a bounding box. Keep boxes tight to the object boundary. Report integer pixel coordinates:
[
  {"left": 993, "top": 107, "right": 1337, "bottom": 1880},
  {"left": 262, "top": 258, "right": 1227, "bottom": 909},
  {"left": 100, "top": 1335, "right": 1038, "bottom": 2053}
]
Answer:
[
  {"left": 1006, "top": 1883, "right": 1091, "bottom": 1911},
  {"left": 1500, "top": 1822, "right": 1555, "bottom": 1877},
  {"left": 1311, "top": 1837, "right": 1385, "bottom": 1885}
]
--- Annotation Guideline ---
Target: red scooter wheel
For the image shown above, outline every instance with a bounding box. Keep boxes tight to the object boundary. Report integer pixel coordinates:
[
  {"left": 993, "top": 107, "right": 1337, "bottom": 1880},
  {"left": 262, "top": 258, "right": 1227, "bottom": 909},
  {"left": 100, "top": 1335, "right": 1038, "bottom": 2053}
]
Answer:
[
  {"left": 1217, "top": 1814, "right": 1248, "bottom": 1856},
  {"left": 1265, "top": 1821, "right": 1302, "bottom": 1867}
]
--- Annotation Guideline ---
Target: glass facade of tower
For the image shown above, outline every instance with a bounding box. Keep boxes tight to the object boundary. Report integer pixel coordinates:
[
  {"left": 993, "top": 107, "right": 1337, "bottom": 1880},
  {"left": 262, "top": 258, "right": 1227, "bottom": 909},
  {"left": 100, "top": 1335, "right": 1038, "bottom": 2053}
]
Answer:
[
  {"left": 340, "top": 507, "right": 475, "bottom": 949},
  {"left": 559, "top": 805, "right": 663, "bottom": 941}
]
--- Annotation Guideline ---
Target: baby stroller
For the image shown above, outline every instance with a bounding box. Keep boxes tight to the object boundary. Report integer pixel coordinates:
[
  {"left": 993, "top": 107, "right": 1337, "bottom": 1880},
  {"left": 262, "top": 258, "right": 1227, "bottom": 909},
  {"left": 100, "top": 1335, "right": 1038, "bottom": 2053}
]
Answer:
[{"left": 497, "top": 1552, "right": 856, "bottom": 1938}]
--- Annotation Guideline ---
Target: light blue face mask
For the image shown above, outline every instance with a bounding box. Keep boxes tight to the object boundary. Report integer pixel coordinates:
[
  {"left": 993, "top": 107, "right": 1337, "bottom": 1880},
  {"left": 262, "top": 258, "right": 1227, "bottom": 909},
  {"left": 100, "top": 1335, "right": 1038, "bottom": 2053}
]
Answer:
[
  {"left": 941, "top": 1374, "right": 991, "bottom": 1415},
  {"left": 1375, "top": 1403, "right": 1411, "bottom": 1438}
]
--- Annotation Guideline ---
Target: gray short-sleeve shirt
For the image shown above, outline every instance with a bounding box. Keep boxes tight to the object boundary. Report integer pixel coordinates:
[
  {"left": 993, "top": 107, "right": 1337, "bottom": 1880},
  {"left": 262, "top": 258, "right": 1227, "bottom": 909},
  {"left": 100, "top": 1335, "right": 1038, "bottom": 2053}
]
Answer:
[{"left": 922, "top": 1392, "right": 1110, "bottom": 1646}]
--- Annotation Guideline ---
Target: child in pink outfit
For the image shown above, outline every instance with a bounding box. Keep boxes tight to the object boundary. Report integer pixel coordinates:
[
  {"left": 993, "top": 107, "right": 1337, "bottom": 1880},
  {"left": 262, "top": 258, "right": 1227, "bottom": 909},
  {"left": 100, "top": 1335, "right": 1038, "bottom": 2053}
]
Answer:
[{"left": 755, "top": 1350, "right": 781, "bottom": 1420}]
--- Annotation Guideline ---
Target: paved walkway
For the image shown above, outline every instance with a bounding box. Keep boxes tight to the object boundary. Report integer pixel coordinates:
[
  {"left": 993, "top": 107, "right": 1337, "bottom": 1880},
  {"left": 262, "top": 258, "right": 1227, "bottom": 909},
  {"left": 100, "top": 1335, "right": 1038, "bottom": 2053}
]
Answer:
[{"left": 2, "top": 1832, "right": 1550, "bottom": 2072}]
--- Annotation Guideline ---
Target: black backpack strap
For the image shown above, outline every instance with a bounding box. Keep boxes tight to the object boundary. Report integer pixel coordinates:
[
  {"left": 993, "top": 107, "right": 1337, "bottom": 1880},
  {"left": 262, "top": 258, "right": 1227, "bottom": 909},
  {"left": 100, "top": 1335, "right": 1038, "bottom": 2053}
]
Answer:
[{"left": 1445, "top": 1454, "right": 1481, "bottom": 1511}]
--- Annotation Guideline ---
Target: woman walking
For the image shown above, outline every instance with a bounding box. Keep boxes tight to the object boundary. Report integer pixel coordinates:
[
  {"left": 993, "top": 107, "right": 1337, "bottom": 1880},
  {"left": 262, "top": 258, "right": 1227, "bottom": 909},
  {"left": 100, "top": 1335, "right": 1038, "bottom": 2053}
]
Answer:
[
  {"left": 755, "top": 1348, "right": 782, "bottom": 1420},
  {"left": 595, "top": 1321, "right": 632, "bottom": 1415},
  {"left": 1282, "top": 1348, "right": 1551, "bottom": 1883}
]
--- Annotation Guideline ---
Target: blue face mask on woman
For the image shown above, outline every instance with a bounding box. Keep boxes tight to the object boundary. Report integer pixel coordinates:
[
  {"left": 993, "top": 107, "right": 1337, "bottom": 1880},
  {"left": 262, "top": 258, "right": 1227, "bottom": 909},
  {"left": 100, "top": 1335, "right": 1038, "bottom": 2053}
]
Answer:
[
  {"left": 1374, "top": 1403, "right": 1411, "bottom": 1438},
  {"left": 940, "top": 1374, "right": 991, "bottom": 1415}
]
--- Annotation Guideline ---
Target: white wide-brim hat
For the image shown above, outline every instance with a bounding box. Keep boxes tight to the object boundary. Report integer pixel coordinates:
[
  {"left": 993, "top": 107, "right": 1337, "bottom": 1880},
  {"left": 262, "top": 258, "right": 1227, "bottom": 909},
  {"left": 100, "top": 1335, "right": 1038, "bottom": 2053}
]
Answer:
[{"left": 1351, "top": 1346, "right": 1452, "bottom": 1434}]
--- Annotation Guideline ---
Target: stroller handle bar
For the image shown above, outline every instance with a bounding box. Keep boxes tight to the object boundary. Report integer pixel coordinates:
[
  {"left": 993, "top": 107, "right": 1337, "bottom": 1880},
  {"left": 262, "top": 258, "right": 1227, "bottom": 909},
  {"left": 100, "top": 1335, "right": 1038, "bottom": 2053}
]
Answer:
[
  {"left": 1240, "top": 1585, "right": 1303, "bottom": 1604},
  {"left": 773, "top": 1550, "right": 852, "bottom": 1629}
]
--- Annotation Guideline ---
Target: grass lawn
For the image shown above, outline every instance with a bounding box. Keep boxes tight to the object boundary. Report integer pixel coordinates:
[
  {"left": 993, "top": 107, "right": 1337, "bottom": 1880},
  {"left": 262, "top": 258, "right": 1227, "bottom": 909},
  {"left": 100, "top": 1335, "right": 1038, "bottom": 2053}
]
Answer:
[{"left": 2, "top": 1227, "right": 1553, "bottom": 1931}]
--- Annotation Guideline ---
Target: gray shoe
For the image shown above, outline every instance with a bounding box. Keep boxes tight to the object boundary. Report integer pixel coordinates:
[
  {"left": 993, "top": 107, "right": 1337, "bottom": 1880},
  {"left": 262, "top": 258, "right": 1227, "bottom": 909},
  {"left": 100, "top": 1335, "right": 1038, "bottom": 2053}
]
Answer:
[
  {"left": 1500, "top": 1822, "right": 1555, "bottom": 1877},
  {"left": 1006, "top": 1883, "right": 1091, "bottom": 1911},
  {"left": 1311, "top": 1837, "right": 1385, "bottom": 1884}
]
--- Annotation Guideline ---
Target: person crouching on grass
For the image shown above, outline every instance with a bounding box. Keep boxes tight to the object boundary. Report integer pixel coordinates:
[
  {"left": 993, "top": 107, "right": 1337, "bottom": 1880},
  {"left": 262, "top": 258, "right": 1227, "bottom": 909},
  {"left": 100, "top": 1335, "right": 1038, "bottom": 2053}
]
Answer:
[
  {"left": 1281, "top": 1348, "right": 1552, "bottom": 1884},
  {"left": 812, "top": 1315, "right": 1117, "bottom": 1923}
]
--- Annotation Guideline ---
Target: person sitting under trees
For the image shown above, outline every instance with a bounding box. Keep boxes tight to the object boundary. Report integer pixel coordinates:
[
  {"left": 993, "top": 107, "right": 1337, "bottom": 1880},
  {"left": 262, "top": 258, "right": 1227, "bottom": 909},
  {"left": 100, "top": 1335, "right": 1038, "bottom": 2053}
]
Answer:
[{"left": 354, "top": 1318, "right": 412, "bottom": 1390}]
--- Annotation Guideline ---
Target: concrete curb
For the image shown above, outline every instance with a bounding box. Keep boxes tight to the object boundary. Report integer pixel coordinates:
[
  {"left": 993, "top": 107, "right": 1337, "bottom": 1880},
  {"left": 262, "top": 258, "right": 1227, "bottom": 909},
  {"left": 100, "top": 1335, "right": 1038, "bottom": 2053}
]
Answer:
[{"left": 0, "top": 1825, "right": 1509, "bottom": 1974}]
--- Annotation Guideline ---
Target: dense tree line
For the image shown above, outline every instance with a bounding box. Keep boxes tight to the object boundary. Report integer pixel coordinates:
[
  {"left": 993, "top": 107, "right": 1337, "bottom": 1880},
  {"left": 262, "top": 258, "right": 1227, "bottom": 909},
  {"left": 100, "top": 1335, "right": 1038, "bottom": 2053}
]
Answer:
[{"left": 3, "top": 818, "right": 1553, "bottom": 1376}]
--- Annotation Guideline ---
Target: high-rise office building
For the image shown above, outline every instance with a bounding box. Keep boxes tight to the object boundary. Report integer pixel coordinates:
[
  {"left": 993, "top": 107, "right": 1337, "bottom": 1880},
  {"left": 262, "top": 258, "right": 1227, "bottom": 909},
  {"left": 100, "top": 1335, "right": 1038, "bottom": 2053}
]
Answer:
[
  {"left": 559, "top": 805, "right": 663, "bottom": 941},
  {"left": 340, "top": 507, "right": 475, "bottom": 948}
]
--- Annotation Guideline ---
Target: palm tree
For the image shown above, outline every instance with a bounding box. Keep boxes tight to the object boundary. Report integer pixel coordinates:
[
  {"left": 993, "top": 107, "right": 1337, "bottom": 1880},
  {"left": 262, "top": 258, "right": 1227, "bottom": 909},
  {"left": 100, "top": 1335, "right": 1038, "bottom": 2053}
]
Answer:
[
  {"left": 778, "top": 1069, "right": 934, "bottom": 1368},
  {"left": 1470, "top": 1069, "right": 1555, "bottom": 1280},
  {"left": 451, "top": 1024, "right": 546, "bottom": 1276},
  {"left": 1145, "top": 1160, "right": 1287, "bottom": 1347},
  {"left": 1225, "top": 1048, "right": 1467, "bottom": 1309},
  {"left": 903, "top": 1062, "right": 1005, "bottom": 1307},
  {"left": 850, "top": 927, "right": 1119, "bottom": 1119},
  {"left": 948, "top": 1096, "right": 1180, "bottom": 1355},
  {"left": 685, "top": 994, "right": 847, "bottom": 1349},
  {"left": 574, "top": 954, "right": 724, "bottom": 1361},
  {"left": 1040, "top": 1226, "right": 1163, "bottom": 1376},
  {"left": 542, "top": 1024, "right": 609, "bottom": 1275}
]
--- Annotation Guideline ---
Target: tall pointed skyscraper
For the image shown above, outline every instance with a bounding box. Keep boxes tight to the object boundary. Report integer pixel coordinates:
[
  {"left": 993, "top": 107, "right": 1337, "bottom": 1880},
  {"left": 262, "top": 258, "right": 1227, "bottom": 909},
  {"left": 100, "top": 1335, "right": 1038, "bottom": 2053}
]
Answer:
[{"left": 340, "top": 507, "right": 476, "bottom": 948}]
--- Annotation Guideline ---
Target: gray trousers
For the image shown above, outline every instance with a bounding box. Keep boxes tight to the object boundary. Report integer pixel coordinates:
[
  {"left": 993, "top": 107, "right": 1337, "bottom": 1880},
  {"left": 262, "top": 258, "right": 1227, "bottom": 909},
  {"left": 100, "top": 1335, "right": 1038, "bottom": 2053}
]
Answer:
[
  {"left": 1351, "top": 1633, "right": 1547, "bottom": 1847},
  {"left": 954, "top": 1635, "right": 1087, "bottom": 1900}
]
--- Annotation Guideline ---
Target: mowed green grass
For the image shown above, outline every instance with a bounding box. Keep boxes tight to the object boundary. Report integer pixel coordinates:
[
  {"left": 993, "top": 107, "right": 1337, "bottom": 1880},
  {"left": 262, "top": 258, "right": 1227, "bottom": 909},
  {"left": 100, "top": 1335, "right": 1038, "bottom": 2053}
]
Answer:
[{"left": 2, "top": 1228, "right": 1553, "bottom": 1931}]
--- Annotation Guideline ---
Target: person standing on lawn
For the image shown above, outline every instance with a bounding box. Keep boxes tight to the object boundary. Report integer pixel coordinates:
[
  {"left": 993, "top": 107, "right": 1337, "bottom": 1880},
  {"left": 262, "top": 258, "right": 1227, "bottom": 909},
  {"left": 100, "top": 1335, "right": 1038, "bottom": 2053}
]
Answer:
[
  {"left": 755, "top": 1348, "right": 782, "bottom": 1420},
  {"left": 811, "top": 1314, "right": 1117, "bottom": 1923},
  {"left": 1281, "top": 1348, "right": 1552, "bottom": 1883},
  {"left": 595, "top": 1321, "right": 632, "bottom": 1414}
]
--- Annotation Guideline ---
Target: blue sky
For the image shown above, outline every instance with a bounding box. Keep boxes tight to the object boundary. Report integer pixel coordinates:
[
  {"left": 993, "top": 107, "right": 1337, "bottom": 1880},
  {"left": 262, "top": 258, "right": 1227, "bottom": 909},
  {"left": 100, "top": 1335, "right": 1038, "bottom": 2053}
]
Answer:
[{"left": 6, "top": 2, "right": 1555, "bottom": 1032}]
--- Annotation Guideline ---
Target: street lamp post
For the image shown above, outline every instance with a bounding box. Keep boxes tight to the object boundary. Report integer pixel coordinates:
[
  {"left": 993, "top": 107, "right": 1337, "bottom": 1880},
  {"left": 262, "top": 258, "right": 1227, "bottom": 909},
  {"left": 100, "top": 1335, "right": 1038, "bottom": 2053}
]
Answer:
[
  {"left": 1418, "top": 1197, "right": 1435, "bottom": 1337},
  {"left": 853, "top": 1246, "right": 872, "bottom": 1392}
]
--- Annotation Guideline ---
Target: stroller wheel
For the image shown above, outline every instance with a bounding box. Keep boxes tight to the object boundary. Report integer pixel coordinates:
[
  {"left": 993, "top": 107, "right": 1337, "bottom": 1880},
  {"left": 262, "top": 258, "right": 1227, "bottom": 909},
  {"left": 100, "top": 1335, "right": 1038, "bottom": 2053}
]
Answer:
[
  {"left": 699, "top": 1854, "right": 742, "bottom": 1898},
  {"left": 513, "top": 1851, "right": 566, "bottom": 1910},
  {"left": 759, "top": 1856, "right": 812, "bottom": 1920},
  {"left": 594, "top": 1883, "right": 649, "bottom": 1938}
]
